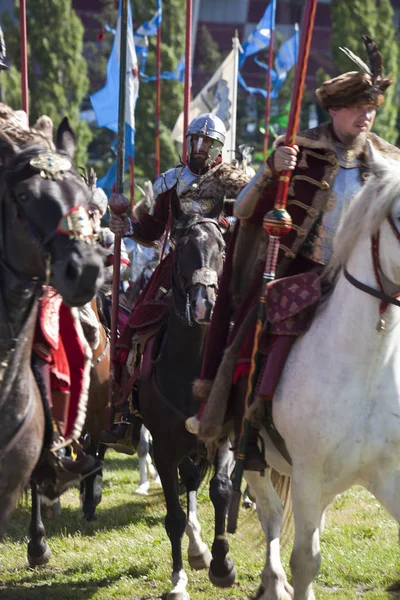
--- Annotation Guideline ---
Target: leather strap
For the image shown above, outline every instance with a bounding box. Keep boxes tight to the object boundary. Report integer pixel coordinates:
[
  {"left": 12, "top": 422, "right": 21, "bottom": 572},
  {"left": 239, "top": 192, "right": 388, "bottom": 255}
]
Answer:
[{"left": 344, "top": 267, "right": 400, "bottom": 309}]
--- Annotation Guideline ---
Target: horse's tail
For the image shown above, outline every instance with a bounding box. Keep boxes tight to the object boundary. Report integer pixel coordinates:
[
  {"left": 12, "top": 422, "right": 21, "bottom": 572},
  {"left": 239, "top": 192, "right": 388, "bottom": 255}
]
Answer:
[{"left": 270, "top": 469, "right": 293, "bottom": 546}]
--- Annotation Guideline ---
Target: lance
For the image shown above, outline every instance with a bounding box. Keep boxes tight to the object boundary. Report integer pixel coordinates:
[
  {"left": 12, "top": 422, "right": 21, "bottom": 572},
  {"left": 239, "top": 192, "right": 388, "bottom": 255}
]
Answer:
[
  {"left": 182, "top": 0, "right": 192, "bottom": 162},
  {"left": 263, "top": 0, "right": 276, "bottom": 162},
  {"left": 228, "top": 0, "right": 318, "bottom": 534},
  {"left": 155, "top": 15, "right": 162, "bottom": 179},
  {"left": 107, "top": 0, "right": 130, "bottom": 427},
  {"left": 20, "top": 0, "right": 29, "bottom": 119}
]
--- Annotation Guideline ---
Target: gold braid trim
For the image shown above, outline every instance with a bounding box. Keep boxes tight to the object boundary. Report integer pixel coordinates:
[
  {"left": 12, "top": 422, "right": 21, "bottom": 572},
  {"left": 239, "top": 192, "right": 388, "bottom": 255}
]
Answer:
[{"left": 290, "top": 175, "right": 330, "bottom": 189}]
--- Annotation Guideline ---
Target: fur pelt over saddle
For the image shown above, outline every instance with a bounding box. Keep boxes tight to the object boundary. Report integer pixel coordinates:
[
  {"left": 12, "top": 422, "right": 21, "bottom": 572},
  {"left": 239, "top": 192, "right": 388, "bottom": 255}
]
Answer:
[{"left": 198, "top": 272, "right": 322, "bottom": 443}]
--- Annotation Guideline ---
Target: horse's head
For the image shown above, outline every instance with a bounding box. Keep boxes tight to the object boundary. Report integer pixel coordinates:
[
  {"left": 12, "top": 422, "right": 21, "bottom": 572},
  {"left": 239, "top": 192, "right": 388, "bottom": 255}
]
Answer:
[
  {"left": 170, "top": 194, "right": 225, "bottom": 324},
  {"left": 0, "top": 119, "right": 104, "bottom": 306}
]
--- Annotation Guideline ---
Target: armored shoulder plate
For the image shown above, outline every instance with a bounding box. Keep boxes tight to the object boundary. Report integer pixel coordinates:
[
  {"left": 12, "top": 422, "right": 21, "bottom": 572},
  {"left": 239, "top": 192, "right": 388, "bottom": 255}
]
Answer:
[
  {"left": 152, "top": 165, "right": 199, "bottom": 200},
  {"left": 153, "top": 166, "right": 183, "bottom": 200}
]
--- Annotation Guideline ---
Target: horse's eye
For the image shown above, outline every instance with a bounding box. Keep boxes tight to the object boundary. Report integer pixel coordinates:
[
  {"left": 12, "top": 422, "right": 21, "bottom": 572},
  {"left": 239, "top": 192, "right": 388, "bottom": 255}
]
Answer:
[{"left": 18, "top": 193, "right": 28, "bottom": 202}]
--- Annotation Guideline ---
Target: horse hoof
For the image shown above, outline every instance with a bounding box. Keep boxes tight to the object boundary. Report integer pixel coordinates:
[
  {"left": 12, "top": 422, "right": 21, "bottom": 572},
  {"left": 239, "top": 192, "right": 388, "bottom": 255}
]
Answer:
[
  {"left": 188, "top": 548, "right": 212, "bottom": 570},
  {"left": 208, "top": 564, "right": 236, "bottom": 588},
  {"left": 84, "top": 512, "right": 97, "bottom": 522},
  {"left": 27, "top": 545, "right": 52, "bottom": 567},
  {"left": 167, "top": 593, "right": 190, "bottom": 600},
  {"left": 134, "top": 482, "right": 150, "bottom": 495}
]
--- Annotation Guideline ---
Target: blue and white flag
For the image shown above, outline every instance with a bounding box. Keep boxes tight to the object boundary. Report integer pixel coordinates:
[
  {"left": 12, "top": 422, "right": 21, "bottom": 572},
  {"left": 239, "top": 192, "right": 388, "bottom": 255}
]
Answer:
[
  {"left": 240, "top": 0, "right": 276, "bottom": 68},
  {"left": 135, "top": 0, "right": 162, "bottom": 75},
  {"left": 91, "top": 0, "right": 139, "bottom": 193},
  {"left": 240, "top": 25, "right": 299, "bottom": 99},
  {"left": 142, "top": 54, "right": 185, "bottom": 83}
]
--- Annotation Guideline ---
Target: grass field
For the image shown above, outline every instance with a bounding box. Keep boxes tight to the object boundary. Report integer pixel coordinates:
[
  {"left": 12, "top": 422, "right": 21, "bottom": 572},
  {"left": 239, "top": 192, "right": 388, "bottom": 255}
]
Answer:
[{"left": 0, "top": 451, "right": 398, "bottom": 600}]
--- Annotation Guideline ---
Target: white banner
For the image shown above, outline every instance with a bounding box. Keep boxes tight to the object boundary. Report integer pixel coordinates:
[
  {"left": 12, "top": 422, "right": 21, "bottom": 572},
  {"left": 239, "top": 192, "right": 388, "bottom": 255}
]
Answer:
[{"left": 172, "top": 45, "right": 238, "bottom": 163}]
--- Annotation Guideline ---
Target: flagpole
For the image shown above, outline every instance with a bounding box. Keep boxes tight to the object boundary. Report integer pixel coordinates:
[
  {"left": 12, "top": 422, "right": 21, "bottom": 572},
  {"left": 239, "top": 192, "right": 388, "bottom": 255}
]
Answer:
[
  {"left": 230, "top": 32, "right": 240, "bottom": 163},
  {"left": 155, "top": 21, "right": 162, "bottom": 178},
  {"left": 228, "top": 0, "right": 318, "bottom": 534},
  {"left": 129, "top": 156, "right": 135, "bottom": 213},
  {"left": 263, "top": 0, "right": 276, "bottom": 161},
  {"left": 20, "top": 0, "right": 29, "bottom": 119},
  {"left": 182, "top": 0, "right": 192, "bottom": 162},
  {"left": 107, "top": 0, "right": 130, "bottom": 424}
]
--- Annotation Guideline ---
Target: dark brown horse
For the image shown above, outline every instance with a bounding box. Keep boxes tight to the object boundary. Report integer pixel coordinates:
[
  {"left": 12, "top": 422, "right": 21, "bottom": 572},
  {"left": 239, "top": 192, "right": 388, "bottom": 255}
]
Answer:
[
  {"left": 137, "top": 199, "right": 236, "bottom": 600},
  {"left": 0, "top": 124, "right": 103, "bottom": 558}
]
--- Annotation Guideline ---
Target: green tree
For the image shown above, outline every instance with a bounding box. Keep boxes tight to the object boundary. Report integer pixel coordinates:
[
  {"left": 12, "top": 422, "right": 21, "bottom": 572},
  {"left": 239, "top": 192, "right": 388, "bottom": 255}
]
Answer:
[
  {"left": 2, "top": 0, "right": 91, "bottom": 165},
  {"left": 330, "top": 0, "right": 399, "bottom": 144},
  {"left": 196, "top": 25, "right": 222, "bottom": 77},
  {"left": 132, "top": 0, "right": 185, "bottom": 179}
]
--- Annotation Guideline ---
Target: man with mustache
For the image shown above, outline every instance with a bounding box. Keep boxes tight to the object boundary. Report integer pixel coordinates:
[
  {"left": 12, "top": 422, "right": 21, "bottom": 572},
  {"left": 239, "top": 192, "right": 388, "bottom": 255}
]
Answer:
[
  {"left": 101, "top": 113, "right": 251, "bottom": 449},
  {"left": 187, "top": 36, "right": 400, "bottom": 471}
]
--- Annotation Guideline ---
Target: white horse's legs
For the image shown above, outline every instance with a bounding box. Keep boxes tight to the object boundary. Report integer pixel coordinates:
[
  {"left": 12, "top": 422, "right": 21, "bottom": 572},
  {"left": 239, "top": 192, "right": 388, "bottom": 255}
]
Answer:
[
  {"left": 135, "top": 426, "right": 160, "bottom": 495},
  {"left": 245, "top": 471, "right": 293, "bottom": 600},
  {"left": 289, "top": 474, "right": 327, "bottom": 600},
  {"left": 369, "top": 469, "right": 400, "bottom": 524}
]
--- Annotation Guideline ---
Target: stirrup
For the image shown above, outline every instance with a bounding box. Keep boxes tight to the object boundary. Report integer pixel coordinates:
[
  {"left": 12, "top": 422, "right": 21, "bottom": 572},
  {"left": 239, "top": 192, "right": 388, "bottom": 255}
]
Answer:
[{"left": 185, "top": 415, "right": 200, "bottom": 435}]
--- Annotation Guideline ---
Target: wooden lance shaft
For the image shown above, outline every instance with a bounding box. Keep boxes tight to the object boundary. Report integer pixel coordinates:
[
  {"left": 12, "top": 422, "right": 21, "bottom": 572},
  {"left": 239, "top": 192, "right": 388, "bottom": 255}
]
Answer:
[
  {"left": 106, "top": 0, "right": 130, "bottom": 427},
  {"left": 228, "top": 0, "right": 318, "bottom": 535}
]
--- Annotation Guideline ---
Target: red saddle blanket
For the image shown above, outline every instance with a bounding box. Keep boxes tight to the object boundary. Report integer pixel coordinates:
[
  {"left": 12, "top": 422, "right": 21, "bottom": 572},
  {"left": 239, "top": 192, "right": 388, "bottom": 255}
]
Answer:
[{"left": 33, "top": 289, "right": 91, "bottom": 441}]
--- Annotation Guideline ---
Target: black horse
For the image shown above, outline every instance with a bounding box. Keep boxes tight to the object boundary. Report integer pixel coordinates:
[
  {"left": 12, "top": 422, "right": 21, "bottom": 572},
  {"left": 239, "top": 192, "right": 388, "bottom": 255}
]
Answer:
[
  {"left": 0, "top": 122, "right": 103, "bottom": 563},
  {"left": 138, "top": 199, "right": 236, "bottom": 600}
]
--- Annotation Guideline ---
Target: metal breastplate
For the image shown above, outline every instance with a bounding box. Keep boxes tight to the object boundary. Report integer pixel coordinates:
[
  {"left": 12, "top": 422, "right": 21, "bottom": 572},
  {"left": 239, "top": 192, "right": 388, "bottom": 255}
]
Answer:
[{"left": 299, "top": 145, "right": 363, "bottom": 265}]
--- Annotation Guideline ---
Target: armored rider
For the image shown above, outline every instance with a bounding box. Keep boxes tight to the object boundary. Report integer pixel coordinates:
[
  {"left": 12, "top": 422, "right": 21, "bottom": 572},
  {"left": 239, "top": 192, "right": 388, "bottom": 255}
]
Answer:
[
  {"left": 101, "top": 112, "right": 251, "bottom": 447},
  {"left": 187, "top": 36, "right": 400, "bottom": 470}
]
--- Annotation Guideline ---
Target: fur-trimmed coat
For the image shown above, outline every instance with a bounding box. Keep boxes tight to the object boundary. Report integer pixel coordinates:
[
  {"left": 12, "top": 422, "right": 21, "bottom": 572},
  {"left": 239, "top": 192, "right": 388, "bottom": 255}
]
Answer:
[{"left": 197, "top": 122, "right": 400, "bottom": 440}]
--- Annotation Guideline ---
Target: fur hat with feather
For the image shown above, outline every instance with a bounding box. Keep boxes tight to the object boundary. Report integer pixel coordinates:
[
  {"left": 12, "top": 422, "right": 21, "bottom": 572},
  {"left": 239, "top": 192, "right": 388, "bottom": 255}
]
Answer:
[{"left": 316, "top": 35, "right": 392, "bottom": 110}]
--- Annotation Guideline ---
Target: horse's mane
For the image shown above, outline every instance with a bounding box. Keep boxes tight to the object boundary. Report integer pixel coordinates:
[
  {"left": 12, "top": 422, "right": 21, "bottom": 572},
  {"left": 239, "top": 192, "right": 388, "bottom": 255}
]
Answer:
[
  {"left": 327, "top": 155, "right": 400, "bottom": 278},
  {"left": 172, "top": 211, "right": 217, "bottom": 234}
]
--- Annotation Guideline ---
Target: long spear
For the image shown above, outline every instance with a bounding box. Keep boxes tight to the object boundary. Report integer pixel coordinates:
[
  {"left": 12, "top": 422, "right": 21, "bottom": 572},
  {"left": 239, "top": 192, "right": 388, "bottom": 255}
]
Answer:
[
  {"left": 20, "top": 0, "right": 29, "bottom": 119},
  {"left": 107, "top": 0, "right": 130, "bottom": 426},
  {"left": 155, "top": 17, "right": 162, "bottom": 178},
  {"left": 263, "top": 0, "right": 276, "bottom": 161},
  {"left": 182, "top": 0, "right": 192, "bottom": 162},
  {"left": 228, "top": 0, "right": 318, "bottom": 534}
]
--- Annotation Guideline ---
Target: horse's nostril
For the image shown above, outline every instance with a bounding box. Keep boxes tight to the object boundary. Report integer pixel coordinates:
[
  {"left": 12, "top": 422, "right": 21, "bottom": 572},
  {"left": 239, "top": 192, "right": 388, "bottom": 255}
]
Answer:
[{"left": 65, "top": 258, "right": 80, "bottom": 281}]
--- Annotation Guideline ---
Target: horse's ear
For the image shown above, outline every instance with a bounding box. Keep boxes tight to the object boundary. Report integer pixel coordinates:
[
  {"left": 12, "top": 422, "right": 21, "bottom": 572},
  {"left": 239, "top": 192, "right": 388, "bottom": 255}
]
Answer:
[
  {"left": 0, "top": 132, "right": 18, "bottom": 168},
  {"left": 56, "top": 117, "right": 76, "bottom": 159},
  {"left": 170, "top": 189, "right": 183, "bottom": 220}
]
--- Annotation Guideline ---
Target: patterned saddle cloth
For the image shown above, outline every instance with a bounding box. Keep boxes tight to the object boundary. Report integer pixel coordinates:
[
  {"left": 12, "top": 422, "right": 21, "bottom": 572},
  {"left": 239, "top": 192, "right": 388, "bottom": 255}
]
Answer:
[{"left": 264, "top": 272, "right": 322, "bottom": 336}]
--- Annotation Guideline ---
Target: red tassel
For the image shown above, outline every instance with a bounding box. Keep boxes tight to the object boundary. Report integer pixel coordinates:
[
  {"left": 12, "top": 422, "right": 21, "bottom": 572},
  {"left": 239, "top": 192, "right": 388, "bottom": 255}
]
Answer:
[{"left": 98, "top": 28, "right": 105, "bottom": 41}]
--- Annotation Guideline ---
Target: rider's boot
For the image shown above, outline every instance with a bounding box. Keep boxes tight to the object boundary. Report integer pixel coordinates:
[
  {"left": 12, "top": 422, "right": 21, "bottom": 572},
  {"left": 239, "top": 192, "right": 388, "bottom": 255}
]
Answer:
[
  {"left": 99, "top": 386, "right": 141, "bottom": 455},
  {"left": 233, "top": 384, "right": 267, "bottom": 473}
]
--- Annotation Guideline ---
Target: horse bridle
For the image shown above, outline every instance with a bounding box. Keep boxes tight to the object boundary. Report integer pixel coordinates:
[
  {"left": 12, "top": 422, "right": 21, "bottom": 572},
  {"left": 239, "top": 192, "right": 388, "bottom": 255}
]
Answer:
[
  {"left": 344, "top": 215, "right": 400, "bottom": 331},
  {"left": 171, "top": 218, "right": 224, "bottom": 323}
]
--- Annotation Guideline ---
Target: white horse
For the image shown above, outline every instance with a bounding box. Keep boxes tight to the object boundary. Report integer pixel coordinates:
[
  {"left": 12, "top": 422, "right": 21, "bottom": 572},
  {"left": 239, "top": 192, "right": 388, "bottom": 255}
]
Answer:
[{"left": 245, "top": 143, "right": 400, "bottom": 600}]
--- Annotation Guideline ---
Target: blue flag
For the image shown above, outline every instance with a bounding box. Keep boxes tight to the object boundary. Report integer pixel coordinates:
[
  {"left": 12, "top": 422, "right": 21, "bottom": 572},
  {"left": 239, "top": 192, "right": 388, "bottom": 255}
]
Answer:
[
  {"left": 135, "top": 0, "right": 162, "bottom": 75},
  {"left": 91, "top": 0, "right": 139, "bottom": 194},
  {"left": 239, "top": 24, "right": 299, "bottom": 99},
  {"left": 142, "top": 54, "right": 185, "bottom": 83},
  {"left": 239, "top": 0, "right": 276, "bottom": 68}
]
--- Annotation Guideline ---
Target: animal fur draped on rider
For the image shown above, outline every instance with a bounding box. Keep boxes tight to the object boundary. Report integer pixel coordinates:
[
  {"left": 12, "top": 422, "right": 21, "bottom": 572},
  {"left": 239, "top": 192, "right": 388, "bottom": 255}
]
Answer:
[
  {"left": 186, "top": 36, "right": 400, "bottom": 467},
  {"left": 102, "top": 113, "right": 251, "bottom": 445}
]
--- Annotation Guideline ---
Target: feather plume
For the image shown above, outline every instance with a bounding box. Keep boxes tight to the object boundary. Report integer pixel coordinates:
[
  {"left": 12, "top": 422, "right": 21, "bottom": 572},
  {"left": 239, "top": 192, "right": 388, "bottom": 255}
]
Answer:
[
  {"left": 362, "top": 35, "right": 383, "bottom": 79},
  {"left": 339, "top": 46, "right": 371, "bottom": 74}
]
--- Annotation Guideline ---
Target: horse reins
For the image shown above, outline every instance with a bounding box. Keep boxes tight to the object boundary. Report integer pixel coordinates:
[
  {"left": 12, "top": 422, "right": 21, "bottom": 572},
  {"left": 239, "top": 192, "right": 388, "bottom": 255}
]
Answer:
[{"left": 344, "top": 216, "right": 400, "bottom": 331}]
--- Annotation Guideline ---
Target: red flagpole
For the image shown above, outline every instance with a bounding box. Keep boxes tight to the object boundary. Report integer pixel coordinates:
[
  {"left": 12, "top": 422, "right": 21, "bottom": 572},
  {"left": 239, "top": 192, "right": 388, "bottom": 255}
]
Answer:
[
  {"left": 129, "top": 156, "right": 135, "bottom": 215},
  {"left": 20, "top": 0, "right": 29, "bottom": 119},
  {"left": 182, "top": 0, "right": 192, "bottom": 163},
  {"left": 155, "top": 23, "right": 162, "bottom": 179},
  {"left": 263, "top": 27, "right": 275, "bottom": 161}
]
